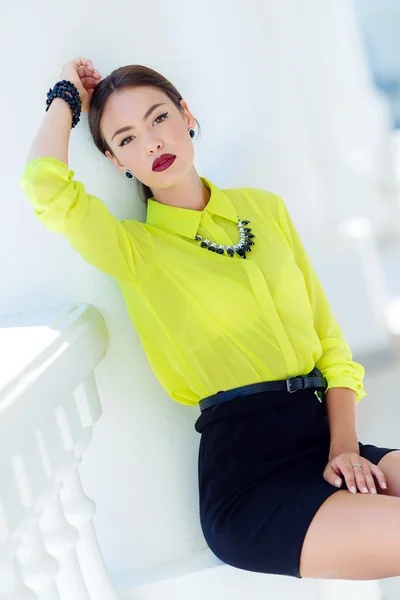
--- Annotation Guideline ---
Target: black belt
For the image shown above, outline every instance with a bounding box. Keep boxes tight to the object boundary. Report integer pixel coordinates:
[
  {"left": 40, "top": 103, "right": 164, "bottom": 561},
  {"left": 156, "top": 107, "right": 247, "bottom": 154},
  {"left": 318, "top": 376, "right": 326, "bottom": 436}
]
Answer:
[{"left": 198, "top": 367, "right": 327, "bottom": 412}]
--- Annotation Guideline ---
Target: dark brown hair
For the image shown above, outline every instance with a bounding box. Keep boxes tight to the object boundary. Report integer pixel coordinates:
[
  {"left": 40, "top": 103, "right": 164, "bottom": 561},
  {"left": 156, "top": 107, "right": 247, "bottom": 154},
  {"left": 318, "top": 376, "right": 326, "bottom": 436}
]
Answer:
[{"left": 88, "top": 65, "right": 201, "bottom": 204}]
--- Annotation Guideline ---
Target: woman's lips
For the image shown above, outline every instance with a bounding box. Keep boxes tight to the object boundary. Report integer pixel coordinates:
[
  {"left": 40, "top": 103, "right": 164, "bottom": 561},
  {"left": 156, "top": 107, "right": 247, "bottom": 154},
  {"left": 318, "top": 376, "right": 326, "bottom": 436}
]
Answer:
[{"left": 152, "top": 155, "right": 176, "bottom": 172}]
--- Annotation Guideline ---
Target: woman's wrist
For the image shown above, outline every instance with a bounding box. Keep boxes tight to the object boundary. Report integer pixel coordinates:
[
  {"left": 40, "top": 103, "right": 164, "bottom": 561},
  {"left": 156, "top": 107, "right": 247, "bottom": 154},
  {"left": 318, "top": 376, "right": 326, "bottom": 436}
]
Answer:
[{"left": 329, "top": 439, "right": 360, "bottom": 460}]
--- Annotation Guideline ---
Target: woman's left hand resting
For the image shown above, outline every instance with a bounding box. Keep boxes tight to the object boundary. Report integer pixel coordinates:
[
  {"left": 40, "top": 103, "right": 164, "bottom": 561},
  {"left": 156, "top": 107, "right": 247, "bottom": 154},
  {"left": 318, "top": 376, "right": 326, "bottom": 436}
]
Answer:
[{"left": 323, "top": 450, "right": 387, "bottom": 494}]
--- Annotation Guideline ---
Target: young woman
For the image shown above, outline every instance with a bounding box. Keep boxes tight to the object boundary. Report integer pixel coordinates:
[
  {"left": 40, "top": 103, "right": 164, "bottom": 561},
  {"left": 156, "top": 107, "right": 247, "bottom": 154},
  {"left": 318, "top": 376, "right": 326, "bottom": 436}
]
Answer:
[{"left": 21, "top": 56, "right": 400, "bottom": 580}]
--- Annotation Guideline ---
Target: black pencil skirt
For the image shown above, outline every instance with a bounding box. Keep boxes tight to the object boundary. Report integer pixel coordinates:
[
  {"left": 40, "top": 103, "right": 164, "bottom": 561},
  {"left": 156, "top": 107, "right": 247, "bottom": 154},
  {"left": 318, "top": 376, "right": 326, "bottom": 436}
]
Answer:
[{"left": 194, "top": 386, "right": 398, "bottom": 579}]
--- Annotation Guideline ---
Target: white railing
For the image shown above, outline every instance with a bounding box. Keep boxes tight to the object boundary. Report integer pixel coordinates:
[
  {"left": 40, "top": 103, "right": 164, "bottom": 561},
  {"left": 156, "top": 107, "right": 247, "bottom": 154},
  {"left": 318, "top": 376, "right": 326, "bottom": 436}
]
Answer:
[{"left": 0, "top": 303, "right": 119, "bottom": 600}]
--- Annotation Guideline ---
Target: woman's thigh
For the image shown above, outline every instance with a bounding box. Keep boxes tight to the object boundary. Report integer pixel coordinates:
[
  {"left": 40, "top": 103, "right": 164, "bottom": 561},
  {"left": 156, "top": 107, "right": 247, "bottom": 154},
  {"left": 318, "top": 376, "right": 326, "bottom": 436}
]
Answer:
[
  {"left": 378, "top": 450, "right": 400, "bottom": 496},
  {"left": 299, "top": 490, "right": 400, "bottom": 579}
]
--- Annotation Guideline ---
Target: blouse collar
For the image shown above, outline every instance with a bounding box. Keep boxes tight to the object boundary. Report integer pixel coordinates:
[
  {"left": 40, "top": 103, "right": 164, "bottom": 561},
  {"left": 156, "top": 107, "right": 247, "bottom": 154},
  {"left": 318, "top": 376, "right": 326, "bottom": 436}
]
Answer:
[{"left": 146, "top": 176, "right": 238, "bottom": 239}]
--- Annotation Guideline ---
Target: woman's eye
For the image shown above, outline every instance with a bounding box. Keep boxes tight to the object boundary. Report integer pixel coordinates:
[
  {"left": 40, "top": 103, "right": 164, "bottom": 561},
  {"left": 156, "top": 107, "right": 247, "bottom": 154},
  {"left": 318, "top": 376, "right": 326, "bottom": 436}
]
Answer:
[
  {"left": 119, "top": 113, "right": 168, "bottom": 147},
  {"left": 154, "top": 112, "right": 168, "bottom": 124},
  {"left": 119, "top": 136, "right": 135, "bottom": 147}
]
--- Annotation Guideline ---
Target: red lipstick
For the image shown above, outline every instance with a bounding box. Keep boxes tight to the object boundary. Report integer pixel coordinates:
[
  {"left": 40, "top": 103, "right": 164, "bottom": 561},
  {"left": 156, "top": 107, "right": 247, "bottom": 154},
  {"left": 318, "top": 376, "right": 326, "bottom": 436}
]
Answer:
[{"left": 152, "top": 154, "right": 176, "bottom": 172}]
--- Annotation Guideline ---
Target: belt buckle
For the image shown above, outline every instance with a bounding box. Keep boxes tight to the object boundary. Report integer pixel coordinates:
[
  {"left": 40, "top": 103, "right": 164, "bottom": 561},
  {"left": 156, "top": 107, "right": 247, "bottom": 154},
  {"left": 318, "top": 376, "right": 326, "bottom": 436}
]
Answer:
[{"left": 286, "top": 375, "right": 307, "bottom": 393}]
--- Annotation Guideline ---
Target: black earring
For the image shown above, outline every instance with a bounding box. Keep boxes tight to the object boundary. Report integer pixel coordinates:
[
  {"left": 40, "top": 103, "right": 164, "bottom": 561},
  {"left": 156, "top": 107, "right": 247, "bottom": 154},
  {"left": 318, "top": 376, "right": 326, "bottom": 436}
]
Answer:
[
  {"left": 125, "top": 170, "right": 134, "bottom": 179},
  {"left": 189, "top": 128, "right": 195, "bottom": 138}
]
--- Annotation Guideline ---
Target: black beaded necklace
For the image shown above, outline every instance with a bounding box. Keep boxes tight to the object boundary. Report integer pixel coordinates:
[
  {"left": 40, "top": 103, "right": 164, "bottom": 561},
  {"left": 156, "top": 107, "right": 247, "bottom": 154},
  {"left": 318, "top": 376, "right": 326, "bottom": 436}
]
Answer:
[{"left": 195, "top": 215, "right": 255, "bottom": 259}]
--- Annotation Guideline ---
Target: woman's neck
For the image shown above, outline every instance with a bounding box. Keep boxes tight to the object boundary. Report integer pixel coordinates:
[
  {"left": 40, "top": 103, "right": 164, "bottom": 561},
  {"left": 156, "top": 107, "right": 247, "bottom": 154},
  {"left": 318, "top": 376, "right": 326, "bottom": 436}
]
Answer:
[{"left": 150, "top": 167, "right": 210, "bottom": 211}]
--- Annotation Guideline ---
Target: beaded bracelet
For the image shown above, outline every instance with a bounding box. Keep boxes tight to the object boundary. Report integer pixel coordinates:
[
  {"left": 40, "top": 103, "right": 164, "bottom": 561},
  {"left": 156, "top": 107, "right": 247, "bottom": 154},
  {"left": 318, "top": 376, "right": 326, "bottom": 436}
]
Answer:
[{"left": 46, "top": 80, "right": 82, "bottom": 128}]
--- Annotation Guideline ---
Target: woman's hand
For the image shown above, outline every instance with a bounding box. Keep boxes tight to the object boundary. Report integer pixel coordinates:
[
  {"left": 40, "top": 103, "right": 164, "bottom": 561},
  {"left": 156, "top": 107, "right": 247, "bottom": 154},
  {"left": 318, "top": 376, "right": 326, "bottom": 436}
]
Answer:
[
  {"left": 323, "top": 449, "right": 387, "bottom": 494},
  {"left": 59, "top": 57, "right": 101, "bottom": 113}
]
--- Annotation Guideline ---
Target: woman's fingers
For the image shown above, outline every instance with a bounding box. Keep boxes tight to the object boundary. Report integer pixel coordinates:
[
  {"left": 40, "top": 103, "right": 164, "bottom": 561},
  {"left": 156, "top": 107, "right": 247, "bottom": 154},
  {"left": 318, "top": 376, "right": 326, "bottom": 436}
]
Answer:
[
  {"left": 353, "top": 464, "right": 375, "bottom": 494},
  {"left": 72, "top": 58, "right": 101, "bottom": 87},
  {"left": 78, "top": 66, "right": 101, "bottom": 80},
  {"left": 77, "top": 65, "right": 94, "bottom": 77},
  {"left": 325, "top": 454, "right": 388, "bottom": 494},
  {"left": 71, "top": 56, "right": 93, "bottom": 72},
  {"left": 338, "top": 461, "right": 359, "bottom": 494},
  {"left": 323, "top": 462, "right": 343, "bottom": 488},
  {"left": 370, "top": 464, "right": 388, "bottom": 491},
  {"left": 77, "top": 67, "right": 101, "bottom": 91}
]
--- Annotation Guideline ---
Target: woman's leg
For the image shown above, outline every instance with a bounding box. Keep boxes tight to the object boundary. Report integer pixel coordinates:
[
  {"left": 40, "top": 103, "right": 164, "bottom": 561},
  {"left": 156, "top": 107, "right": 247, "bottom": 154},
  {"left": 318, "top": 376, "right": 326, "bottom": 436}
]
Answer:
[
  {"left": 299, "top": 490, "right": 400, "bottom": 579},
  {"left": 377, "top": 450, "right": 400, "bottom": 496}
]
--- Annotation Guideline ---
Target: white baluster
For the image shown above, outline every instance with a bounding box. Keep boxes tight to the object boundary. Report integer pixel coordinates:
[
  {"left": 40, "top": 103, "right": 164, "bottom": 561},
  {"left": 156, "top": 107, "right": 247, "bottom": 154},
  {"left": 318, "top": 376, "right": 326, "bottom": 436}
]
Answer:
[
  {"left": 60, "top": 468, "right": 120, "bottom": 600},
  {"left": 74, "top": 374, "right": 102, "bottom": 428},
  {"left": 16, "top": 521, "right": 60, "bottom": 600},
  {"left": 57, "top": 380, "right": 119, "bottom": 600},
  {"left": 0, "top": 542, "right": 37, "bottom": 600},
  {"left": 39, "top": 491, "right": 90, "bottom": 600}
]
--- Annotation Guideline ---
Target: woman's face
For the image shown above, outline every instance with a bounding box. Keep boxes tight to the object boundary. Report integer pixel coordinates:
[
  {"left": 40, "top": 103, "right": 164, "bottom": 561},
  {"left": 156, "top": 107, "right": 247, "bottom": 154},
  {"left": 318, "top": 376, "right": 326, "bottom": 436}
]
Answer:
[{"left": 101, "top": 85, "right": 196, "bottom": 190}]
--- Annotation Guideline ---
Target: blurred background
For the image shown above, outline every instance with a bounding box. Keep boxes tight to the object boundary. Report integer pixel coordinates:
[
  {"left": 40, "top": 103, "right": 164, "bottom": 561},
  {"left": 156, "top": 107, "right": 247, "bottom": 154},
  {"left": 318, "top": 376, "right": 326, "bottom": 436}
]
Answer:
[
  {"left": 2, "top": 0, "right": 400, "bottom": 598},
  {"left": 356, "top": 0, "right": 400, "bottom": 129}
]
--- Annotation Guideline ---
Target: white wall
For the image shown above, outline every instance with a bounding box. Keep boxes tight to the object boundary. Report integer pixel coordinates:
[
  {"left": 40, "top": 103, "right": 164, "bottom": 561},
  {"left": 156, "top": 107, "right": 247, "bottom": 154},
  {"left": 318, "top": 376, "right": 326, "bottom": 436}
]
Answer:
[{"left": 1, "top": 0, "right": 397, "bottom": 591}]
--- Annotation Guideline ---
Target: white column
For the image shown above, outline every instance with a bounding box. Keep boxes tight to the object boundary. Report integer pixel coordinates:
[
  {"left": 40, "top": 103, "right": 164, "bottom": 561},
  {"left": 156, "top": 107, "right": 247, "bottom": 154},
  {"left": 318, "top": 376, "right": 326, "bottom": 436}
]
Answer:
[{"left": 292, "top": 0, "right": 397, "bottom": 231}]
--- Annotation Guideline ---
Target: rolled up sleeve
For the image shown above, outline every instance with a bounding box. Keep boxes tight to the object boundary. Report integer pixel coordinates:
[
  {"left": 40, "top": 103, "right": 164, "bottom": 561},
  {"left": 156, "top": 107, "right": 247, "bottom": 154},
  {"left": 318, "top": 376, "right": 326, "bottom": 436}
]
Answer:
[
  {"left": 276, "top": 194, "right": 366, "bottom": 403},
  {"left": 20, "top": 157, "right": 152, "bottom": 281}
]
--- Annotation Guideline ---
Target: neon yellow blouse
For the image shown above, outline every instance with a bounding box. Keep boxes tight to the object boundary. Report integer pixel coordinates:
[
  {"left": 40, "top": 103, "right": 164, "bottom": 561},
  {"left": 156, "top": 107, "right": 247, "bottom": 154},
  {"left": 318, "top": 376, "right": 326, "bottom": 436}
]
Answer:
[{"left": 20, "top": 157, "right": 366, "bottom": 406}]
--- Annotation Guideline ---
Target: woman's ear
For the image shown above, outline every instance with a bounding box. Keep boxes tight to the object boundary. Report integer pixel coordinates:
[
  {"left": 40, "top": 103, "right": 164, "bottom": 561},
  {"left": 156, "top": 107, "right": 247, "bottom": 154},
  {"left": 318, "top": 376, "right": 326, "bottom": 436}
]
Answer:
[
  {"left": 105, "top": 150, "right": 125, "bottom": 174},
  {"left": 179, "top": 99, "right": 195, "bottom": 129}
]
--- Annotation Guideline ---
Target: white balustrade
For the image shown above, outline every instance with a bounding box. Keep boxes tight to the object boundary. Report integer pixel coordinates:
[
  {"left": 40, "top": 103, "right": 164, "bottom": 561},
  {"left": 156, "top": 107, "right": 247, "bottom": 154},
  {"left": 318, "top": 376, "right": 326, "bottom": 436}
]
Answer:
[{"left": 0, "top": 303, "right": 119, "bottom": 600}]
